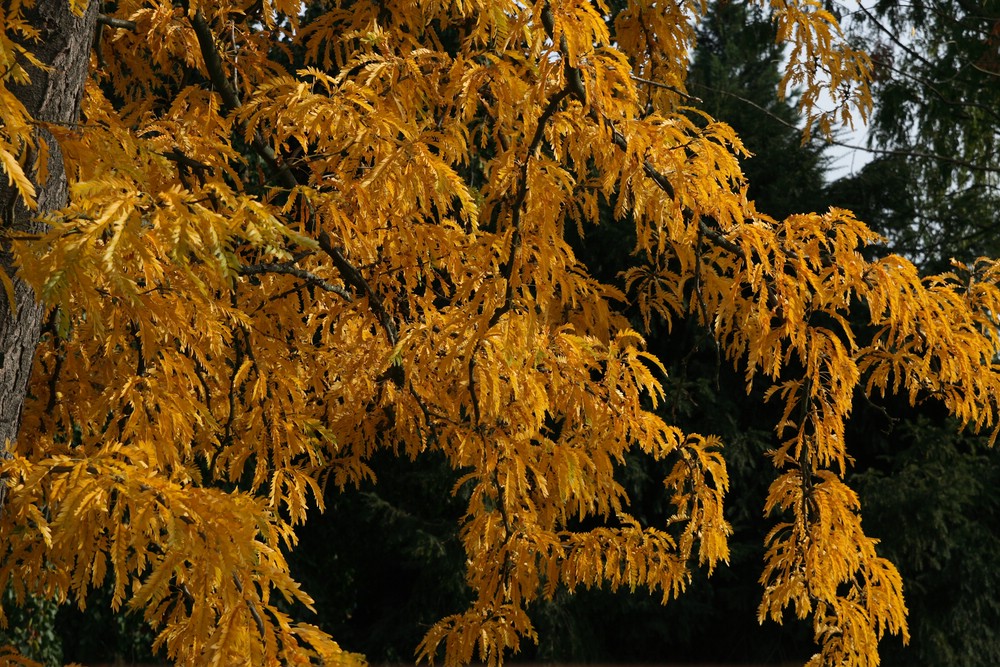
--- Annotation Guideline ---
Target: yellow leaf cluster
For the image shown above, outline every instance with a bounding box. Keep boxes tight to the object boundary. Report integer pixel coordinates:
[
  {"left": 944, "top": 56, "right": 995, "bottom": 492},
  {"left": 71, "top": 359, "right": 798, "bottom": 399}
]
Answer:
[
  {"left": 0, "top": 2, "right": 45, "bottom": 207},
  {"left": 0, "top": 2, "right": 992, "bottom": 667}
]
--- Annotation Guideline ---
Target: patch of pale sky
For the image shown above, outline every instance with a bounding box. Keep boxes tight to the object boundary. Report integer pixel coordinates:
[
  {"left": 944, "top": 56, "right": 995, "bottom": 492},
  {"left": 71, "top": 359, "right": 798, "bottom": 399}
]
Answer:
[
  {"left": 823, "top": 121, "right": 872, "bottom": 182},
  {"left": 813, "top": 0, "right": 876, "bottom": 182}
]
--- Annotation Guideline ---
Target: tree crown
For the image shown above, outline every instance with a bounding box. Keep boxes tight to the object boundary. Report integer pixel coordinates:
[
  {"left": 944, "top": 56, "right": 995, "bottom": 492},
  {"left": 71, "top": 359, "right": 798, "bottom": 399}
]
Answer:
[{"left": 1, "top": 2, "right": 996, "bottom": 666}]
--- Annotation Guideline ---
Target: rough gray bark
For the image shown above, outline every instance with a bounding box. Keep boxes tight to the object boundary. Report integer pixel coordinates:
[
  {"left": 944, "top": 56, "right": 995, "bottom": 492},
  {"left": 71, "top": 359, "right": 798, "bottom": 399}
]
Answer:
[{"left": 0, "top": 2, "right": 97, "bottom": 470}]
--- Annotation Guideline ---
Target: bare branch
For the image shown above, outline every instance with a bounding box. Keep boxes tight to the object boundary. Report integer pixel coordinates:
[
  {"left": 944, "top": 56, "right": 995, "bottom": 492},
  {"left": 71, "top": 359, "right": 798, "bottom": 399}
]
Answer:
[
  {"left": 630, "top": 74, "right": 703, "bottom": 102},
  {"left": 857, "top": 3, "right": 937, "bottom": 71}
]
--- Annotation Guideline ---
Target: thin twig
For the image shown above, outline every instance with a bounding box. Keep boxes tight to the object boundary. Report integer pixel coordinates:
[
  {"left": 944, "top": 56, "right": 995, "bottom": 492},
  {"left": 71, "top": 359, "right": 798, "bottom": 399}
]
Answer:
[
  {"left": 630, "top": 74, "right": 702, "bottom": 102},
  {"left": 971, "top": 61, "right": 1000, "bottom": 79},
  {"left": 857, "top": 4, "right": 936, "bottom": 70}
]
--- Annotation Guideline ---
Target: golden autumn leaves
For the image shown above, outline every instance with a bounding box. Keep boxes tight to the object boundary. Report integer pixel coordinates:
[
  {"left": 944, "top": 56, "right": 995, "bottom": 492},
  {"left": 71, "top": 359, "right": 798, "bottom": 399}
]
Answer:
[{"left": 0, "top": 1, "right": 998, "bottom": 666}]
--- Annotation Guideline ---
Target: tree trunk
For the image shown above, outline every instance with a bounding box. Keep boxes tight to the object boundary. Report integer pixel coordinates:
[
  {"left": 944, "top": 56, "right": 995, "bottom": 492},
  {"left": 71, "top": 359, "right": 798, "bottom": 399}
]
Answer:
[{"left": 0, "top": 2, "right": 97, "bottom": 474}]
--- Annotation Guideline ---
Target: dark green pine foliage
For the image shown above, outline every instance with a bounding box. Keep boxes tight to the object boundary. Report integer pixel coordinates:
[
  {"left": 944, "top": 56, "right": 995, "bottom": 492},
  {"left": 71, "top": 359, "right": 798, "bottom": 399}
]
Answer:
[
  {"left": 848, "top": 404, "right": 1000, "bottom": 667},
  {"left": 835, "top": 0, "right": 1000, "bottom": 267},
  {"left": 288, "top": 449, "right": 472, "bottom": 663},
  {"left": 828, "top": 148, "right": 1000, "bottom": 272}
]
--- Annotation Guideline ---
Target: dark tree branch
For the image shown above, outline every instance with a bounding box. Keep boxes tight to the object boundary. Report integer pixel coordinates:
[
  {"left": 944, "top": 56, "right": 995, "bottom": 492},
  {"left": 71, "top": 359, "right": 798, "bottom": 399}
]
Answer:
[
  {"left": 858, "top": 3, "right": 937, "bottom": 71},
  {"left": 597, "top": 102, "right": 751, "bottom": 258},
  {"left": 317, "top": 231, "right": 397, "bottom": 345},
  {"left": 971, "top": 61, "right": 1000, "bottom": 78},
  {"left": 189, "top": 9, "right": 297, "bottom": 190},
  {"left": 488, "top": 86, "right": 572, "bottom": 330},
  {"left": 188, "top": 8, "right": 399, "bottom": 349},
  {"left": 470, "top": 34, "right": 577, "bottom": 427},
  {"left": 238, "top": 262, "right": 352, "bottom": 301},
  {"left": 97, "top": 14, "right": 137, "bottom": 31},
  {"left": 190, "top": 9, "right": 242, "bottom": 113},
  {"left": 160, "top": 149, "right": 214, "bottom": 175},
  {"left": 232, "top": 574, "right": 266, "bottom": 637},
  {"left": 630, "top": 74, "right": 703, "bottom": 102}
]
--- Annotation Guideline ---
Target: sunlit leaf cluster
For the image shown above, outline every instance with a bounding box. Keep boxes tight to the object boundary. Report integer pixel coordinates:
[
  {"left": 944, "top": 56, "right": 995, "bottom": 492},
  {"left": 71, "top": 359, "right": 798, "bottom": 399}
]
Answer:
[{"left": 1, "top": 1, "right": 996, "bottom": 666}]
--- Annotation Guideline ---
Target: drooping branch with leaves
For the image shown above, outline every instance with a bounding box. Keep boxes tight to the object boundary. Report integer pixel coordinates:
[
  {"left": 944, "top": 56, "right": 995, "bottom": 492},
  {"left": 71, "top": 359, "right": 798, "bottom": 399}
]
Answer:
[{"left": 0, "top": 1, "right": 998, "bottom": 666}]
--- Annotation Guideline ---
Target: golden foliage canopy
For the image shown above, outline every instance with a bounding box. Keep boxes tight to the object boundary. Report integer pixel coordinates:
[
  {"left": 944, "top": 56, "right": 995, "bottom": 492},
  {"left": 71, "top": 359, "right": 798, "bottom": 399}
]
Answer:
[{"left": 0, "top": 1, "right": 997, "bottom": 666}]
